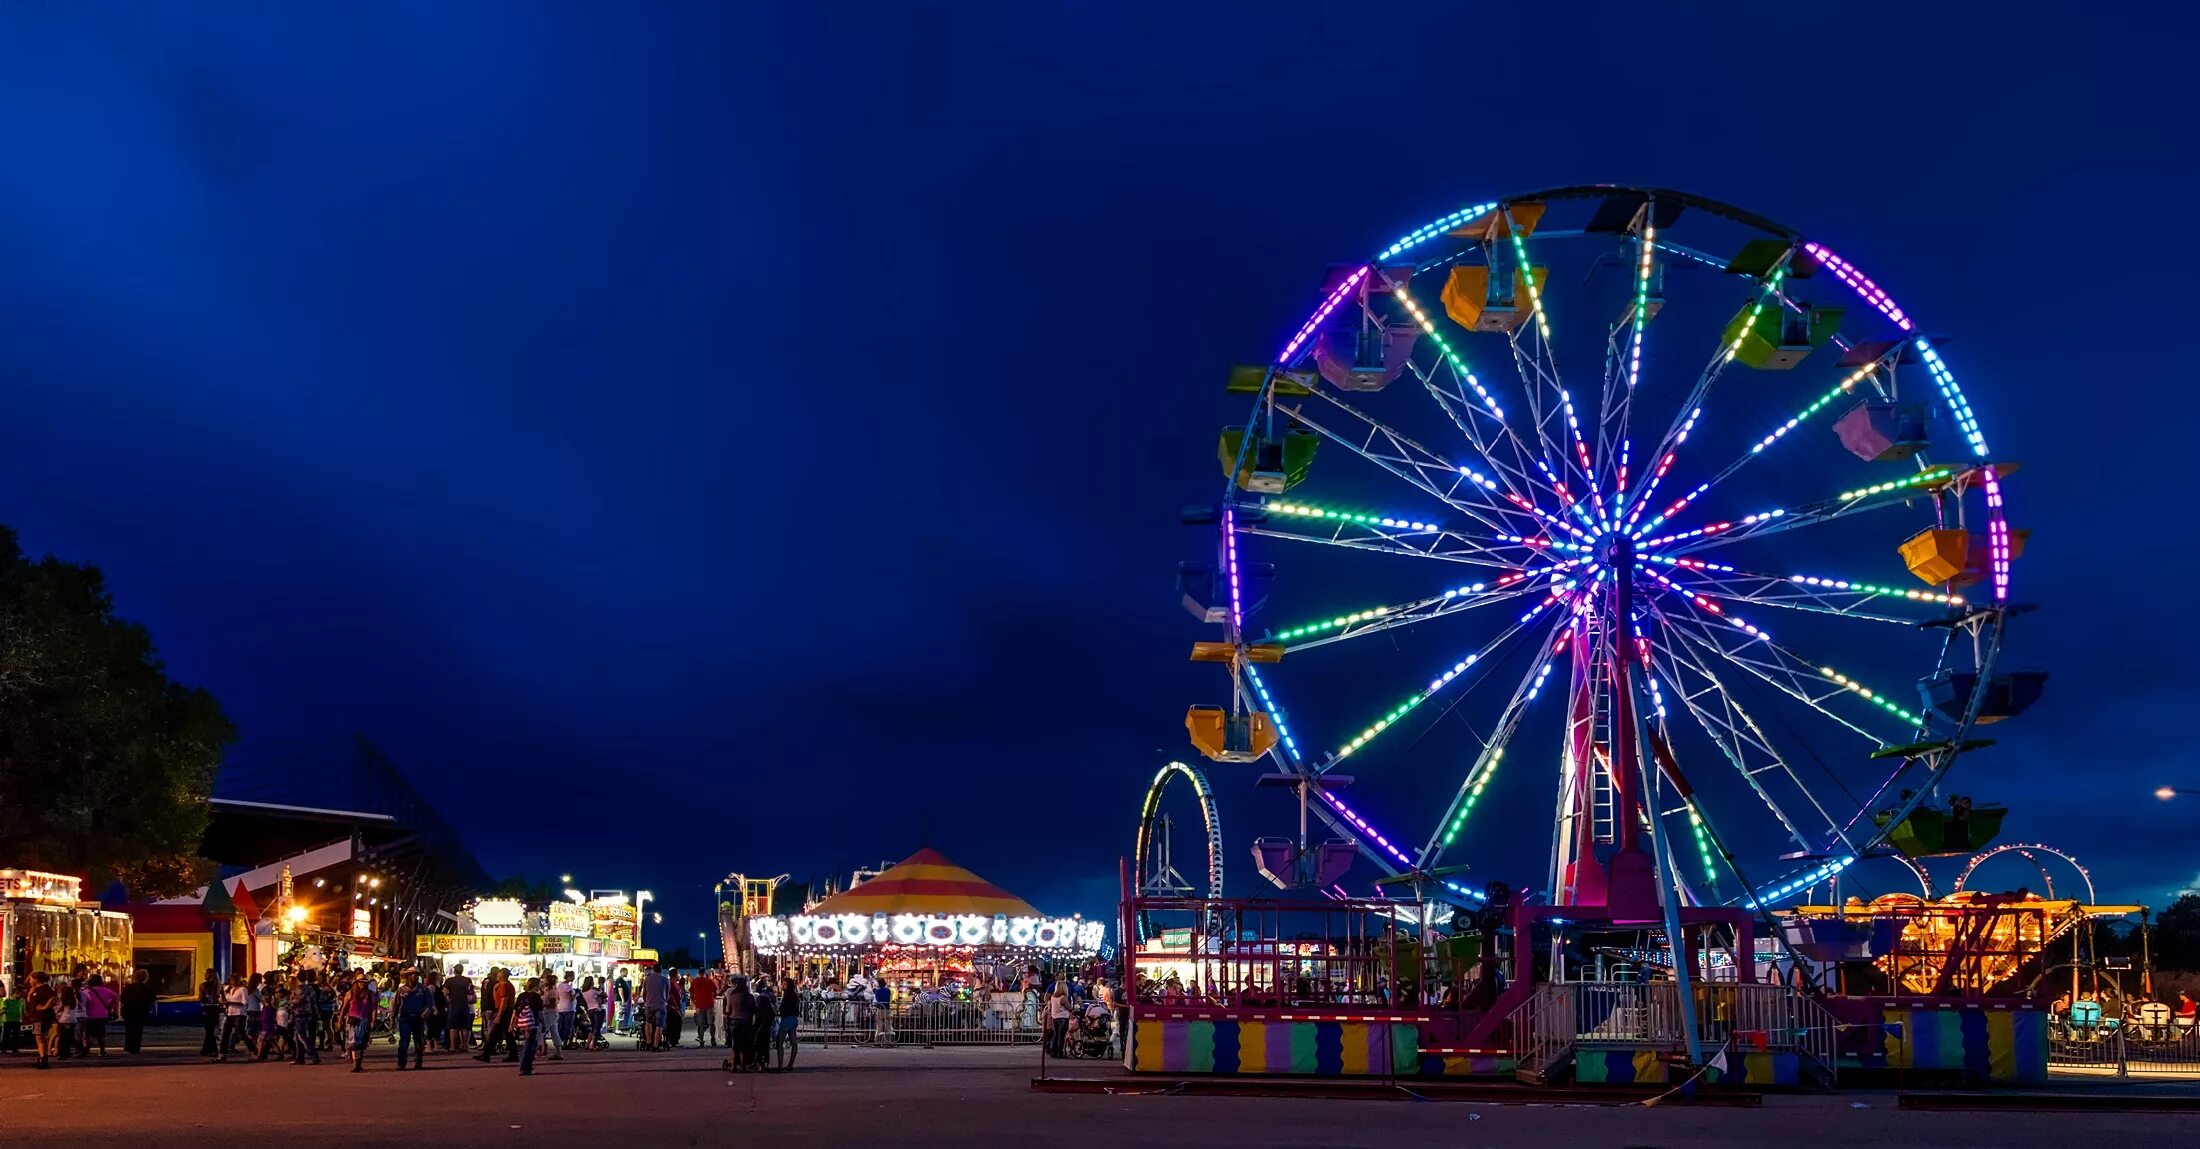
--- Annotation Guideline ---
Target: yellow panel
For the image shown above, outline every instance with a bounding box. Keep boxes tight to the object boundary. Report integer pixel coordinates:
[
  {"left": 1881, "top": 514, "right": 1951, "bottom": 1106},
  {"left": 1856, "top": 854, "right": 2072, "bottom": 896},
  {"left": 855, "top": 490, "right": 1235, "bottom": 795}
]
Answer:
[
  {"left": 1186, "top": 706, "right": 1227, "bottom": 758},
  {"left": 1189, "top": 641, "right": 1237, "bottom": 663},
  {"left": 1238, "top": 1020, "right": 1268, "bottom": 1073},
  {"left": 1516, "top": 266, "right": 1548, "bottom": 304},
  {"left": 1245, "top": 643, "right": 1285, "bottom": 664},
  {"left": 1441, "top": 266, "right": 1489, "bottom": 329},
  {"left": 1899, "top": 528, "right": 1968, "bottom": 585},
  {"left": 1133, "top": 1020, "right": 1166, "bottom": 1071}
]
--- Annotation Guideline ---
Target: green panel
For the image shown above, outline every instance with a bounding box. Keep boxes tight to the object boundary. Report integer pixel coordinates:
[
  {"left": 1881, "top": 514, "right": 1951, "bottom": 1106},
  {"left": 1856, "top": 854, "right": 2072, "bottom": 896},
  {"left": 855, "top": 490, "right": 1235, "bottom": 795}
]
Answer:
[
  {"left": 1218, "top": 428, "right": 1318, "bottom": 491},
  {"left": 1806, "top": 306, "right": 1845, "bottom": 347},
  {"left": 1879, "top": 807, "right": 1945, "bottom": 858},
  {"left": 1225, "top": 365, "right": 1314, "bottom": 396},
  {"left": 1185, "top": 1020, "right": 1215, "bottom": 1073}
]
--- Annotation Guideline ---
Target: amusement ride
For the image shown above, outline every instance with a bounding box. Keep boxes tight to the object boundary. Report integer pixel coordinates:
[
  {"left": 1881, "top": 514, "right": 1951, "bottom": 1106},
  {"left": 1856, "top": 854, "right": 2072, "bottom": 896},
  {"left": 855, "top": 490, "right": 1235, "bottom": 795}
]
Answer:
[{"left": 1176, "top": 185, "right": 2058, "bottom": 998}]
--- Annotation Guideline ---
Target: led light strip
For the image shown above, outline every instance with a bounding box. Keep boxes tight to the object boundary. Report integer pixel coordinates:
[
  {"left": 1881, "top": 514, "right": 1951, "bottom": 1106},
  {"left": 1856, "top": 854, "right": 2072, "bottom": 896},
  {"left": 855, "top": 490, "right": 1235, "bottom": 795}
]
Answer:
[
  {"left": 1748, "top": 361, "right": 1880, "bottom": 457},
  {"left": 1379, "top": 201, "right": 1499, "bottom": 262},
  {"left": 1802, "top": 243, "right": 1910, "bottom": 331},
  {"left": 1648, "top": 566, "right": 1929, "bottom": 728},
  {"left": 1390, "top": 284, "right": 1506, "bottom": 421},
  {"left": 1740, "top": 855, "right": 1855, "bottom": 911},
  {"left": 1278, "top": 267, "right": 1368, "bottom": 365},
  {"left": 1837, "top": 467, "right": 1952, "bottom": 502},
  {"left": 1266, "top": 500, "right": 1445, "bottom": 533},
  {"left": 1331, "top": 594, "right": 1565, "bottom": 761},
  {"left": 1687, "top": 806, "right": 1719, "bottom": 892},
  {"left": 1625, "top": 268, "right": 1787, "bottom": 535},
  {"left": 1627, "top": 220, "right": 1656, "bottom": 391},
  {"left": 1242, "top": 664, "right": 1300, "bottom": 762},
  {"left": 1787, "top": 573, "right": 1963, "bottom": 606},
  {"left": 1223, "top": 507, "right": 1247, "bottom": 633}
]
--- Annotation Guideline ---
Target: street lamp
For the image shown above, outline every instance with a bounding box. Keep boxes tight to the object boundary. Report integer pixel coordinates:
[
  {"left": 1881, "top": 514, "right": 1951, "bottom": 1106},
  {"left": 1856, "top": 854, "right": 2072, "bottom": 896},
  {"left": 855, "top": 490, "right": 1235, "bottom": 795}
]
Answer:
[{"left": 2157, "top": 787, "right": 2198, "bottom": 800}]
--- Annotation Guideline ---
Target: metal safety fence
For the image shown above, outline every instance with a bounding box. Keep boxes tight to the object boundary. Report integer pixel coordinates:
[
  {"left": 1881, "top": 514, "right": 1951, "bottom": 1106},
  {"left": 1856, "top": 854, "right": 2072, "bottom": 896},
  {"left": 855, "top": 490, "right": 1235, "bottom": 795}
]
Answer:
[
  {"left": 795, "top": 997, "right": 1046, "bottom": 1047},
  {"left": 2049, "top": 1020, "right": 2200, "bottom": 1076}
]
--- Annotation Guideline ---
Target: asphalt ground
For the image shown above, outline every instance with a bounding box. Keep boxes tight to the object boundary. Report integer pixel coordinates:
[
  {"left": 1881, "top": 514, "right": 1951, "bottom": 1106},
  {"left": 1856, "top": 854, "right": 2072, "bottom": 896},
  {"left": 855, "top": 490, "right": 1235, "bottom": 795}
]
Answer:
[{"left": 2, "top": 1031, "right": 2195, "bottom": 1147}]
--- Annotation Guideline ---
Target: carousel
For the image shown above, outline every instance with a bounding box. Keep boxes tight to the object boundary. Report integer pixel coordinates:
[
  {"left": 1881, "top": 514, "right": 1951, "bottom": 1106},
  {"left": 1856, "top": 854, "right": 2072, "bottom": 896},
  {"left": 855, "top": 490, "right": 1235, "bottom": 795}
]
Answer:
[{"left": 745, "top": 848, "right": 1105, "bottom": 987}]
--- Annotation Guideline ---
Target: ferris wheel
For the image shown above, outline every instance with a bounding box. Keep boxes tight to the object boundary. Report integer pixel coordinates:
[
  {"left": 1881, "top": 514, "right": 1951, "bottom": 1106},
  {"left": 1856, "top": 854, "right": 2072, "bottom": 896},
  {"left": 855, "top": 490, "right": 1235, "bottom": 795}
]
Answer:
[{"left": 1182, "top": 186, "right": 2041, "bottom": 918}]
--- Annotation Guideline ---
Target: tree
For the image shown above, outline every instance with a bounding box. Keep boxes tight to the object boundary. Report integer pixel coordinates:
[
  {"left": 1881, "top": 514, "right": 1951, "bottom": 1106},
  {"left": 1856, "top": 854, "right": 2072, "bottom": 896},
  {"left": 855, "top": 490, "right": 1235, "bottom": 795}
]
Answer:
[
  {"left": 0, "top": 526, "right": 234, "bottom": 897},
  {"left": 2156, "top": 894, "right": 2200, "bottom": 971},
  {"left": 655, "top": 946, "right": 701, "bottom": 970}
]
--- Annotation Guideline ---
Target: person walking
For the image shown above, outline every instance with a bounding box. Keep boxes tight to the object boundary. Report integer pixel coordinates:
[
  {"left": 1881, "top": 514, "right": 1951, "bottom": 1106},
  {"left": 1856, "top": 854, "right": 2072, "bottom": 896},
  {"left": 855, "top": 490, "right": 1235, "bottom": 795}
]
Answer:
[
  {"left": 582, "top": 977, "right": 608, "bottom": 1050},
  {"left": 217, "top": 975, "right": 249, "bottom": 1061},
  {"left": 394, "top": 970, "right": 430, "bottom": 1070},
  {"left": 751, "top": 978, "right": 777, "bottom": 1070},
  {"left": 614, "top": 969, "right": 633, "bottom": 1034},
  {"left": 118, "top": 970, "right": 155, "bottom": 1054},
  {"left": 515, "top": 977, "right": 546, "bottom": 1076},
  {"left": 291, "top": 972, "right": 323, "bottom": 1064},
  {"left": 79, "top": 974, "right": 117, "bottom": 1057},
  {"left": 689, "top": 969, "right": 719, "bottom": 1047},
  {"left": 555, "top": 971, "right": 579, "bottom": 1053},
  {"left": 773, "top": 976, "right": 802, "bottom": 1070},
  {"left": 721, "top": 975, "right": 755, "bottom": 1072},
  {"left": 641, "top": 964, "right": 668, "bottom": 1051},
  {"left": 25, "top": 972, "right": 60, "bottom": 1069},
  {"left": 195, "top": 971, "right": 223, "bottom": 1057},
  {"left": 476, "top": 969, "right": 516, "bottom": 1062},
  {"left": 445, "top": 964, "right": 474, "bottom": 1054},
  {"left": 343, "top": 974, "right": 377, "bottom": 1072},
  {"left": 2, "top": 979, "right": 23, "bottom": 1054},
  {"left": 1045, "top": 983, "right": 1071, "bottom": 1058},
  {"left": 872, "top": 976, "right": 894, "bottom": 1045}
]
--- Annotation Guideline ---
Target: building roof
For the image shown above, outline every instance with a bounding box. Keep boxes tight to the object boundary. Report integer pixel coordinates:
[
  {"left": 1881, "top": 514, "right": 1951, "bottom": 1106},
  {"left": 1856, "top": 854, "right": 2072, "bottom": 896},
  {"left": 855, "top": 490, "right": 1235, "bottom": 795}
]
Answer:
[{"left": 807, "top": 848, "right": 1042, "bottom": 918}]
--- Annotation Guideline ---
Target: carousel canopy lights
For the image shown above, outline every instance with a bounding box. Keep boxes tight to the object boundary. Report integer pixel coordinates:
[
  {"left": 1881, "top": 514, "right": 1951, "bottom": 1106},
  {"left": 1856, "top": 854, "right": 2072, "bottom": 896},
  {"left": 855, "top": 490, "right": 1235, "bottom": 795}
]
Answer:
[
  {"left": 746, "top": 848, "right": 1106, "bottom": 958},
  {"left": 750, "top": 912, "right": 1103, "bottom": 956}
]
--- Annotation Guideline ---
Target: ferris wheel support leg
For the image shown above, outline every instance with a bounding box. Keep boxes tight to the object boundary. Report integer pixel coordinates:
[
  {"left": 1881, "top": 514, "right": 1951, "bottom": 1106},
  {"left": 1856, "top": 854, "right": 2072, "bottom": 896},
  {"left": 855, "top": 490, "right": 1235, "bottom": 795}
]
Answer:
[{"left": 1633, "top": 676, "right": 1705, "bottom": 1070}]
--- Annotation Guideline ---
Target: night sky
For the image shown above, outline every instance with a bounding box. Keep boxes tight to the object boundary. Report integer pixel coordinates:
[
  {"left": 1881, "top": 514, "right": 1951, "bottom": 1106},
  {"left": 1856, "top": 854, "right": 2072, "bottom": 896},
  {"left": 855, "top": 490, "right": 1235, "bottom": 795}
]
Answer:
[{"left": 1, "top": 4, "right": 2187, "bottom": 948}]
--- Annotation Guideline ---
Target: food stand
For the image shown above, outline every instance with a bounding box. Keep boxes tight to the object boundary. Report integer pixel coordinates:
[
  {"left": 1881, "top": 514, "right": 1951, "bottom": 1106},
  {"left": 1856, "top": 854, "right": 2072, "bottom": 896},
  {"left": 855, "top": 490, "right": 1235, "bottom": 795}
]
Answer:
[
  {"left": 413, "top": 896, "right": 630, "bottom": 982},
  {"left": 1, "top": 868, "right": 134, "bottom": 985}
]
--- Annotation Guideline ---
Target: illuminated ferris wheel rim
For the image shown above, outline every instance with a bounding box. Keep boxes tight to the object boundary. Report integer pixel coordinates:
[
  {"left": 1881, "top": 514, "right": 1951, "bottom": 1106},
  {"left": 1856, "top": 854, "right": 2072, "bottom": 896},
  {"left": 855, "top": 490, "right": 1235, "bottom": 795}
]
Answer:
[{"left": 1206, "top": 185, "right": 2023, "bottom": 911}]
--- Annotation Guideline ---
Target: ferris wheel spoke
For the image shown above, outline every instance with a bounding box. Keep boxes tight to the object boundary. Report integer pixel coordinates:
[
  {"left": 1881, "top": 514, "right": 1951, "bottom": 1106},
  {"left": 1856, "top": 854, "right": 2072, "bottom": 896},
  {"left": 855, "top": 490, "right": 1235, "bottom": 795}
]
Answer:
[
  {"left": 1321, "top": 586, "right": 1575, "bottom": 767},
  {"left": 1265, "top": 572, "right": 1559, "bottom": 652},
  {"left": 1417, "top": 612, "right": 1568, "bottom": 868},
  {"left": 1639, "top": 352, "right": 1903, "bottom": 539},
  {"left": 1641, "top": 462, "right": 1961, "bottom": 553},
  {"left": 1644, "top": 583, "right": 1927, "bottom": 742},
  {"left": 1599, "top": 207, "right": 1664, "bottom": 524},
  {"left": 1276, "top": 392, "right": 1577, "bottom": 538},
  {"left": 1647, "top": 629, "right": 1854, "bottom": 854},
  {"left": 1496, "top": 215, "right": 1607, "bottom": 531},
  {"left": 1620, "top": 256, "right": 1796, "bottom": 536},
  {"left": 1638, "top": 559, "right": 1963, "bottom": 626},
  {"left": 1382, "top": 273, "right": 1565, "bottom": 509},
  {"left": 1240, "top": 520, "right": 1550, "bottom": 571}
]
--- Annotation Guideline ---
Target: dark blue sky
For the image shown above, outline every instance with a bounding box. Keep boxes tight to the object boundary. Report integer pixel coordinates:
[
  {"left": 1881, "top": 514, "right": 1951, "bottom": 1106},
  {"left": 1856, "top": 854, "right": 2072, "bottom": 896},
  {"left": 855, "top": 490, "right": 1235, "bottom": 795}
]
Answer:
[{"left": 1, "top": 4, "right": 2188, "bottom": 947}]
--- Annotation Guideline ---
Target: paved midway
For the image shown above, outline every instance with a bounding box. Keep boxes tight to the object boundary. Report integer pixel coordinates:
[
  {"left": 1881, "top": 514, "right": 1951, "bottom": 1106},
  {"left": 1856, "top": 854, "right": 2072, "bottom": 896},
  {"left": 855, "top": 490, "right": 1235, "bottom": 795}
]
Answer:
[{"left": 2, "top": 1039, "right": 2192, "bottom": 1146}]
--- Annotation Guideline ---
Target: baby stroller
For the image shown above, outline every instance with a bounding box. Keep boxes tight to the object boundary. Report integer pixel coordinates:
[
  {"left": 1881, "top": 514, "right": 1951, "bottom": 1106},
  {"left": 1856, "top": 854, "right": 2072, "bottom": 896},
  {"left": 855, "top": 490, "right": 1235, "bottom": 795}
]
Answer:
[{"left": 1064, "top": 1003, "right": 1112, "bottom": 1059}]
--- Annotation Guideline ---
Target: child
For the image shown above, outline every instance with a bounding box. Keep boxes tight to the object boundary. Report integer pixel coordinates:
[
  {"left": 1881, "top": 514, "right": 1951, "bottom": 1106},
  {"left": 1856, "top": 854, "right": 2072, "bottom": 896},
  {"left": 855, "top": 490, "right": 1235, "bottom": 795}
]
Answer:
[{"left": 1, "top": 980, "right": 21, "bottom": 1053}]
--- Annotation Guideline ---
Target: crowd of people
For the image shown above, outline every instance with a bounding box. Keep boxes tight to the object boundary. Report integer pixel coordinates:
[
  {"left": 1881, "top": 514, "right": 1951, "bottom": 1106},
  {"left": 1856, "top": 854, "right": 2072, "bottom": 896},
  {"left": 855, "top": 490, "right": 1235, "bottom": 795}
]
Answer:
[
  {"left": 1, "top": 969, "right": 159, "bottom": 1069},
  {"left": 4, "top": 960, "right": 1112, "bottom": 1072}
]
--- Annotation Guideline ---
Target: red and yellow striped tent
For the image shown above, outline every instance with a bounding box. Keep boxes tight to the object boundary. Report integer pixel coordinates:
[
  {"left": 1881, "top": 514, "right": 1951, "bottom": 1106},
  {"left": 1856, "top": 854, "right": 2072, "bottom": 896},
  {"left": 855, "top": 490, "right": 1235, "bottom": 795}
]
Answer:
[{"left": 808, "top": 848, "right": 1042, "bottom": 918}]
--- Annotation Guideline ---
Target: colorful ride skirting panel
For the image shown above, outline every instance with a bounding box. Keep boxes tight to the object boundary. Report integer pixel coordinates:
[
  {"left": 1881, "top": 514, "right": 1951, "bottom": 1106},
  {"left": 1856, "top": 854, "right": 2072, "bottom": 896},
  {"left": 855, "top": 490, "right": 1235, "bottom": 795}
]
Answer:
[
  {"left": 1572, "top": 1048, "right": 1802, "bottom": 1086},
  {"left": 1128, "top": 1018, "right": 1511, "bottom": 1077},
  {"left": 1875, "top": 1004, "right": 2047, "bottom": 1085}
]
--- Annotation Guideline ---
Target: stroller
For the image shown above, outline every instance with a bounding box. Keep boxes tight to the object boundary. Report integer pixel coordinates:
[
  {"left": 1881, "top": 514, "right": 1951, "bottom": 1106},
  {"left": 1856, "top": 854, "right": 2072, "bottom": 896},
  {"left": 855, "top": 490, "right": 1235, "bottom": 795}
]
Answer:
[{"left": 1064, "top": 1002, "right": 1113, "bottom": 1059}]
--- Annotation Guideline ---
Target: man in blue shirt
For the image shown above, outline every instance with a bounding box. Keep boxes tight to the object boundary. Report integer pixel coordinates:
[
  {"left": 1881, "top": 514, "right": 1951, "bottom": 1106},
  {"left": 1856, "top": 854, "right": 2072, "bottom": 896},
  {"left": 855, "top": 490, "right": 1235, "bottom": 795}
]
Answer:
[{"left": 394, "top": 971, "right": 432, "bottom": 1070}]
